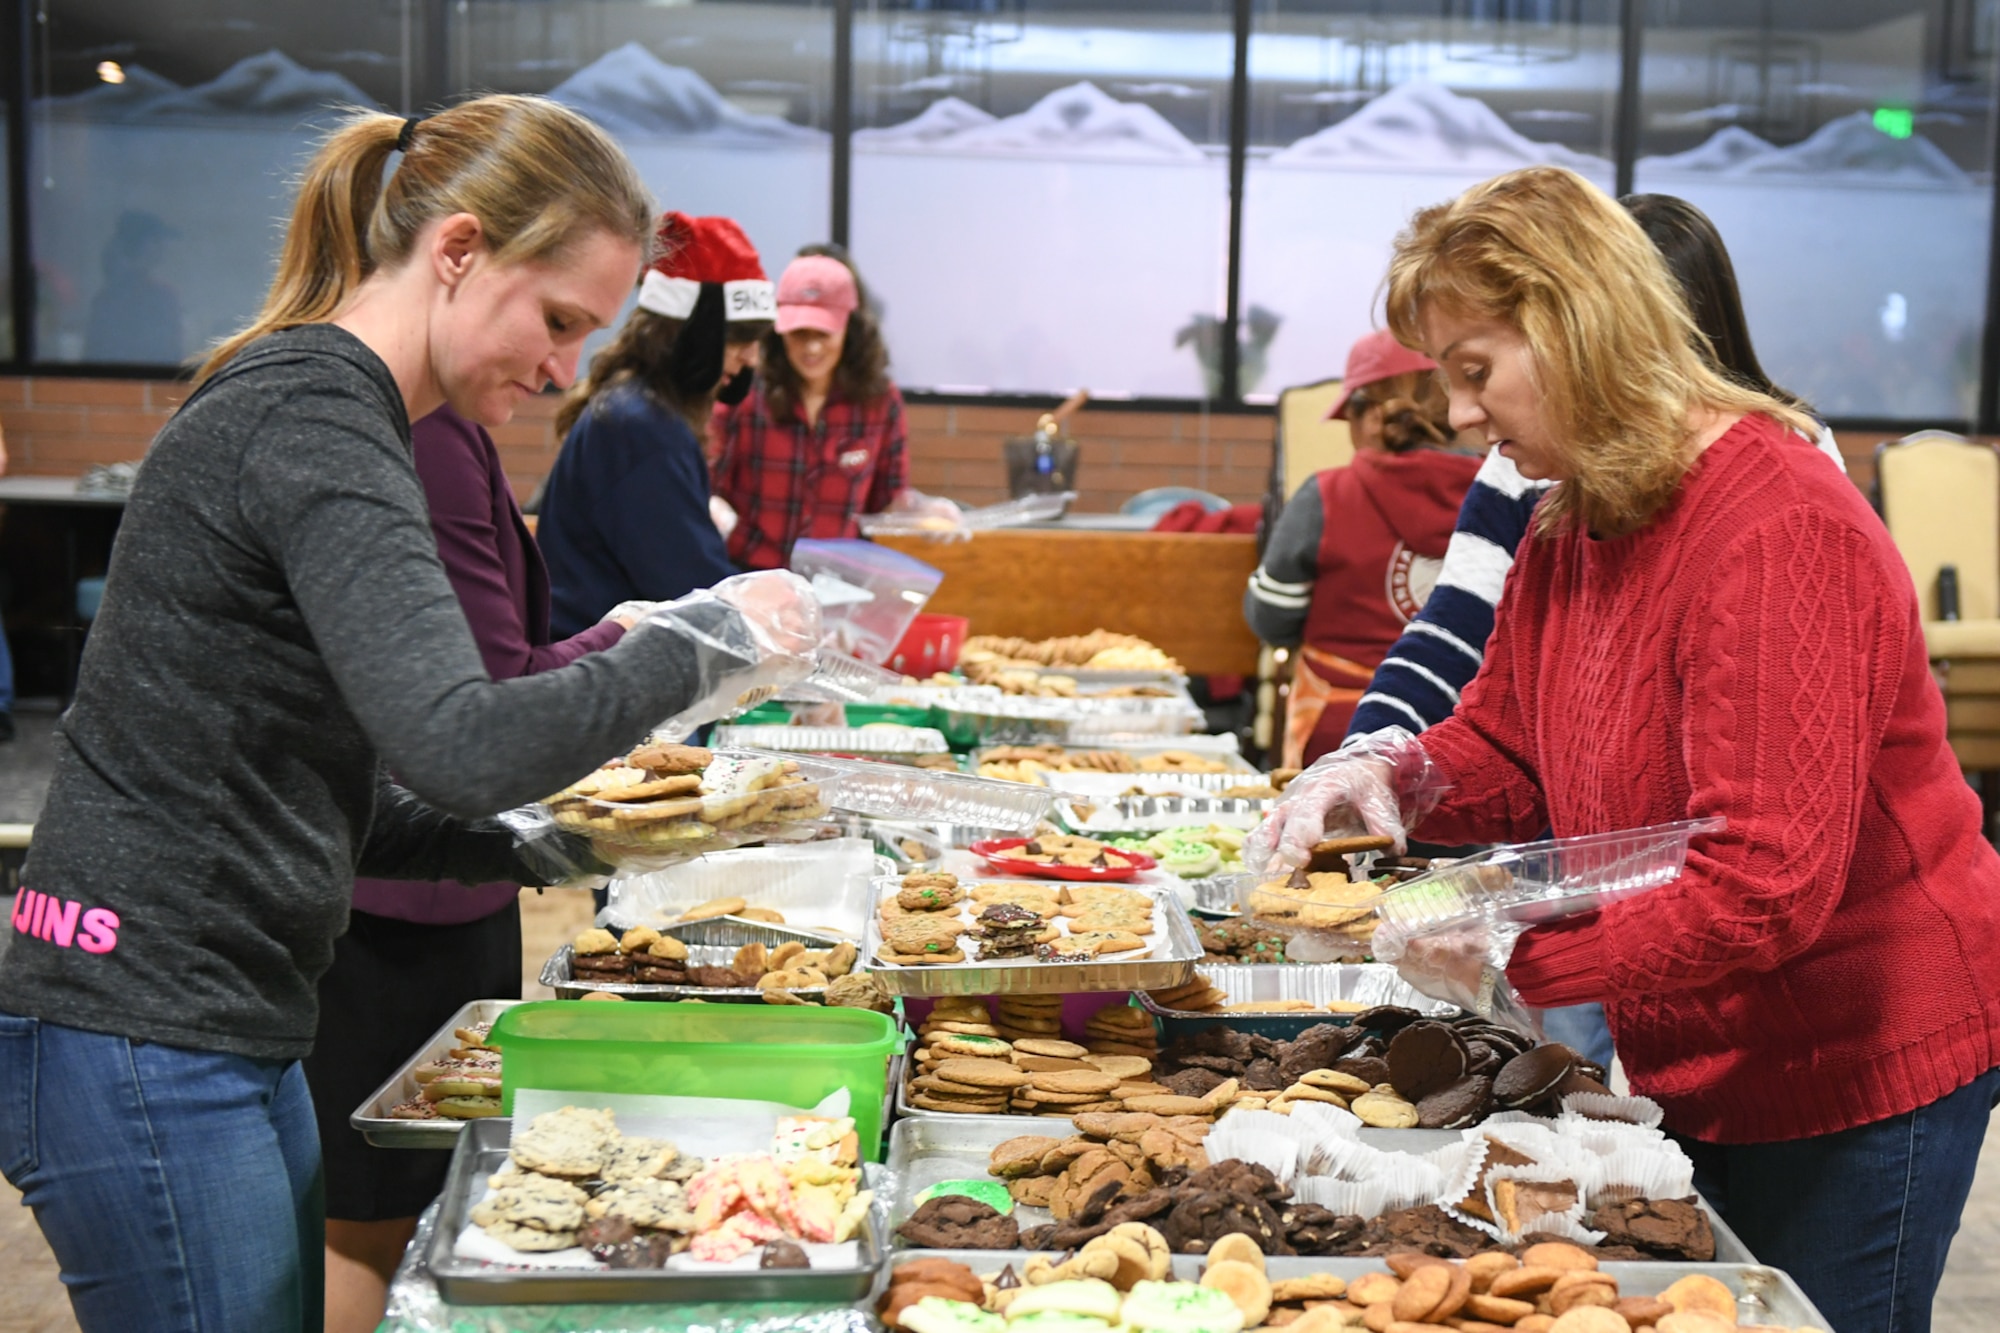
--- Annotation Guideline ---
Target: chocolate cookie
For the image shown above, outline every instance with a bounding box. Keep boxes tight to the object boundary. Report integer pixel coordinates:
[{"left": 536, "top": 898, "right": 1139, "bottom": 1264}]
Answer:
[
  {"left": 1334, "top": 1055, "right": 1392, "bottom": 1085},
  {"left": 1387, "top": 1021, "right": 1468, "bottom": 1102},
  {"left": 1590, "top": 1197, "right": 1715, "bottom": 1261},
  {"left": 1351, "top": 1005, "right": 1425, "bottom": 1034},
  {"left": 1492, "top": 1044, "right": 1578, "bottom": 1109},
  {"left": 686, "top": 965, "right": 748, "bottom": 989},
  {"left": 1416, "top": 1073, "right": 1493, "bottom": 1129},
  {"left": 894, "top": 1196, "right": 1021, "bottom": 1249}
]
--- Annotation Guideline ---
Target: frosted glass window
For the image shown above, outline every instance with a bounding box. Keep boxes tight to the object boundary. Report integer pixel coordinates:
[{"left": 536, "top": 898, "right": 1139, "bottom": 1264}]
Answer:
[
  {"left": 1240, "top": 1, "right": 1621, "bottom": 399},
  {"left": 1632, "top": 2, "right": 1997, "bottom": 421},
  {"left": 452, "top": 0, "right": 834, "bottom": 280},
  {"left": 850, "top": 0, "right": 1235, "bottom": 398},
  {"left": 30, "top": 1, "right": 413, "bottom": 366}
]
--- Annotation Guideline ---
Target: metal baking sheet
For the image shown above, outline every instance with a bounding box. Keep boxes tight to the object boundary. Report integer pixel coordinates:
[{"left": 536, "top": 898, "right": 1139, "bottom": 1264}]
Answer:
[
  {"left": 864, "top": 881, "right": 1201, "bottom": 997},
  {"left": 886, "top": 1113, "right": 1756, "bottom": 1269},
  {"left": 351, "top": 999, "right": 521, "bottom": 1149},
  {"left": 541, "top": 942, "right": 831, "bottom": 1002},
  {"left": 427, "top": 1118, "right": 886, "bottom": 1305},
  {"left": 891, "top": 1252, "right": 1809, "bottom": 1320}
]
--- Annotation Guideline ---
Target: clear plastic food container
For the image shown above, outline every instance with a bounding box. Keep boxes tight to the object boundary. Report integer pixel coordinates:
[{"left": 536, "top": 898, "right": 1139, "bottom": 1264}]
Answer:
[
  {"left": 1373, "top": 817, "right": 1727, "bottom": 935},
  {"left": 713, "top": 725, "right": 951, "bottom": 756},
  {"left": 787, "top": 752, "right": 1056, "bottom": 831}
]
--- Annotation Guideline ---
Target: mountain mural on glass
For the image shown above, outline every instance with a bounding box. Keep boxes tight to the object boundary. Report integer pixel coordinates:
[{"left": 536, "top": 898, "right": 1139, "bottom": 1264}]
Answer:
[
  {"left": 42, "top": 49, "right": 374, "bottom": 121},
  {"left": 1639, "top": 111, "right": 1970, "bottom": 185},
  {"left": 1267, "top": 81, "right": 1611, "bottom": 176},
  {"left": 548, "top": 41, "right": 824, "bottom": 143},
  {"left": 857, "top": 82, "right": 1204, "bottom": 161}
]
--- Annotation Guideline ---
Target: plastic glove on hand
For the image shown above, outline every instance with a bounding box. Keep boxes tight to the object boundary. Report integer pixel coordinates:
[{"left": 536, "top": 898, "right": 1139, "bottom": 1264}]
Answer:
[
  {"left": 1245, "top": 753, "right": 1403, "bottom": 875},
  {"left": 712, "top": 569, "right": 822, "bottom": 664}
]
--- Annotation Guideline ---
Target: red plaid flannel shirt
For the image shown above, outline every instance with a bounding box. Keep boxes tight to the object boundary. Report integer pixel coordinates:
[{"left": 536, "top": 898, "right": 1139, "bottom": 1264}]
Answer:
[{"left": 714, "top": 381, "right": 910, "bottom": 570}]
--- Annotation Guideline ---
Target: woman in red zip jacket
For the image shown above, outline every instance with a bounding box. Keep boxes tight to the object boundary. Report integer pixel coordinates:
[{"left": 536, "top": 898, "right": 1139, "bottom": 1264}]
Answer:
[{"left": 1243, "top": 328, "right": 1481, "bottom": 766}]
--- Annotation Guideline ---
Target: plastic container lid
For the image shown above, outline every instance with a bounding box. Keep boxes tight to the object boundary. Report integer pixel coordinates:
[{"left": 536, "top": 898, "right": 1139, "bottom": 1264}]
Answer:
[
  {"left": 1373, "top": 817, "right": 1726, "bottom": 935},
  {"left": 489, "top": 1001, "right": 902, "bottom": 1159},
  {"left": 713, "top": 725, "right": 951, "bottom": 755}
]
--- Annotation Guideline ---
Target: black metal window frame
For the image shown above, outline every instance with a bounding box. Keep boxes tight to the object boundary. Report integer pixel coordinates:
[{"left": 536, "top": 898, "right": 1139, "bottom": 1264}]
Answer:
[{"left": 3, "top": 0, "right": 1997, "bottom": 432}]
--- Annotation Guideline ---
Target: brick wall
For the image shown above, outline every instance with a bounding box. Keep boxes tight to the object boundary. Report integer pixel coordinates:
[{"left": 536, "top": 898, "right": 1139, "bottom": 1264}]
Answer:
[
  {"left": 0, "top": 372, "right": 1917, "bottom": 507},
  {"left": 0, "top": 374, "right": 1281, "bottom": 510}
]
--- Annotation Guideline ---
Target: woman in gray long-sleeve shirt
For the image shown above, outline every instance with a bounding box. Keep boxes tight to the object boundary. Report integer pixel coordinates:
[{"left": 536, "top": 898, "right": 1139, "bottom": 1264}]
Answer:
[{"left": 0, "top": 97, "right": 814, "bottom": 1333}]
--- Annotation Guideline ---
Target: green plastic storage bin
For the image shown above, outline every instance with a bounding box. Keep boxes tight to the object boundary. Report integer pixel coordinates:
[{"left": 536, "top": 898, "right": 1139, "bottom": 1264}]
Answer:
[
  {"left": 843, "top": 703, "right": 936, "bottom": 729},
  {"left": 488, "top": 1002, "right": 902, "bottom": 1159}
]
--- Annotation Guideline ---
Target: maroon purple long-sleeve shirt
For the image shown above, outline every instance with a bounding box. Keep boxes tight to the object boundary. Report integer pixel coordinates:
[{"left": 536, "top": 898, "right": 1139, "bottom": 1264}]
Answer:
[{"left": 348, "top": 406, "right": 625, "bottom": 924}]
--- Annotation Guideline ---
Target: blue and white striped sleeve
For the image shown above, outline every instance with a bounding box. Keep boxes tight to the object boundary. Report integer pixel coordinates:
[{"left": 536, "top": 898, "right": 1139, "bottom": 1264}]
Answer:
[
  {"left": 1345, "top": 450, "right": 1549, "bottom": 738},
  {"left": 1243, "top": 478, "right": 1325, "bottom": 648}
]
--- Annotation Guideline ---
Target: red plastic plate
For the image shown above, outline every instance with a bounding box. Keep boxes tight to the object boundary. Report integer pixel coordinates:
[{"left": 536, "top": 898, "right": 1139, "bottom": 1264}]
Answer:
[{"left": 968, "top": 838, "right": 1156, "bottom": 881}]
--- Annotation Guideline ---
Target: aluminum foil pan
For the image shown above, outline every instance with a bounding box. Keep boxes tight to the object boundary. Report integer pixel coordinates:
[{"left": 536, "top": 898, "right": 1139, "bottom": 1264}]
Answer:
[
  {"left": 654, "top": 916, "right": 849, "bottom": 948},
  {"left": 541, "top": 942, "right": 833, "bottom": 1002},
  {"left": 1137, "top": 962, "right": 1456, "bottom": 1023},
  {"left": 864, "top": 881, "right": 1201, "bottom": 997}
]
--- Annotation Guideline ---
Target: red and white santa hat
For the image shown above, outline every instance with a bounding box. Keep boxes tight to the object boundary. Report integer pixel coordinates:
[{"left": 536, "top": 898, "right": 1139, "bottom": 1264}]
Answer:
[{"left": 636, "top": 212, "right": 776, "bottom": 322}]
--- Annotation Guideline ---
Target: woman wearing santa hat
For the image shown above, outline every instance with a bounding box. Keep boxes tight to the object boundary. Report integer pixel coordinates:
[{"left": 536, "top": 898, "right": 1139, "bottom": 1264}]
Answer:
[
  {"left": 538, "top": 212, "right": 776, "bottom": 634},
  {"left": 715, "top": 246, "right": 941, "bottom": 570}
]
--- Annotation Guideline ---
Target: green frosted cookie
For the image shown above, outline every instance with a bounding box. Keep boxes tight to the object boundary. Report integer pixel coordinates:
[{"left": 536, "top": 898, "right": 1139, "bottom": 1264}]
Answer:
[
  {"left": 1004, "top": 1313, "right": 1119, "bottom": 1333},
  {"left": 914, "top": 1177, "right": 1015, "bottom": 1214},
  {"left": 901, "top": 1298, "right": 1006, "bottom": 1333},
  {"left": 1006, "top": 1279, "right": 1123, "bottom": 1321},
  {"left": 1119, "top": 1280, "right": 1245, "bottom": 1333}
]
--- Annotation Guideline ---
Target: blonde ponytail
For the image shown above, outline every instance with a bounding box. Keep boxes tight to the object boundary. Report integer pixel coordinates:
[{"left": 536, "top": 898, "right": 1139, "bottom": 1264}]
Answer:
[{"left": 200, "top": 95, "right": 653, "bottom": 383}]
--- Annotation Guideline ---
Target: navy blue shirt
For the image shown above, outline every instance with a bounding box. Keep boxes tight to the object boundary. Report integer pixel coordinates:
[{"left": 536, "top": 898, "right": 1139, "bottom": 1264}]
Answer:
[{"left": 538, "top": 383, "right": 736, "bottom": 639}]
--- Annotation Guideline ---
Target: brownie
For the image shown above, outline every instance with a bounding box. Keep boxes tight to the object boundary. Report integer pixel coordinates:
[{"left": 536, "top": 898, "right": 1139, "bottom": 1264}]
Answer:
[{"left": 1591, "top": 1198, "right": 1715, "bottom": 1261}]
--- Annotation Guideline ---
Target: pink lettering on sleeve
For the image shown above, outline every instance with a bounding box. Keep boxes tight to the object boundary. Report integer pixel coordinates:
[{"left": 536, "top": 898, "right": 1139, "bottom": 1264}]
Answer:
[
  {"left": 9, "top": 888, "right": 29, "bottom": 934},
  {"left": 29, "top": 892, "right": 48, "bottom": 939},
  {"left": 77, "top": 908, "right": 121, "bottom": 955}
]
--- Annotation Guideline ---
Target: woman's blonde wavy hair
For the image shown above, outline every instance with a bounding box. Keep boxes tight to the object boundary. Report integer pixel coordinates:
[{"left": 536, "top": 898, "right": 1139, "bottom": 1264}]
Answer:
[{"left": 1384, "top": 166, "right": 1811, "bottom": 538}]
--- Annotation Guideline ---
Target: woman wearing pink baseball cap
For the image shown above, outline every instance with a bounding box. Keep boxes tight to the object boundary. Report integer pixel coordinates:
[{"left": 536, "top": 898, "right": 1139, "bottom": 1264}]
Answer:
[
  {"left": 1245, "top": 328, "right": 1481, "bottom": 766},
  {"left": 716, "top": 246, "right": 927, "bottom": 569}
]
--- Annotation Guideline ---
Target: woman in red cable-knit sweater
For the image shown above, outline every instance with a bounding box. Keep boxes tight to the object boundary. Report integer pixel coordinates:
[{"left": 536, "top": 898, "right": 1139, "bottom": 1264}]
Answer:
[{"left": 1251, "top": 167, "right": 2000, "bottom": 1333}]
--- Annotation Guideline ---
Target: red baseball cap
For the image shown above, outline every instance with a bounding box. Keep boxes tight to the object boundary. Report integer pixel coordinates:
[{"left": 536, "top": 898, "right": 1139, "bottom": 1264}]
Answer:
[
  {"left": 774, "top": 255, "right": 859, "bottom": 336},
  {"left": 1326, "top": 328, "right": 1439, "bottom": 419}
]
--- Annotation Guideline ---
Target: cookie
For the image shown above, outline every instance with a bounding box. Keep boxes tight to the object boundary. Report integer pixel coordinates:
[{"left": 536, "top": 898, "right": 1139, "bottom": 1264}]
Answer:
[
  {"left": 600, "top": 1137, "right": 681, "bottom": 1184},
  {"left": 932, "top": 1034, "right": 1014, "bottom": 1059},
  {"left": 472, "top": 1177, "right": 588, "bottom": 1232},
  {"left": 677, "top": 895, "right": 747, "bottom": 922},
  {"left": 899, "top": 880, "right": 966, "bottom": 912},
  {"left": 479, "top": 1217, "right": 580, "bottom": 1252},
  {"left": 1081, "top": 1054, "right": 1153, "bottom": 1079},
  {"left": 573, "top": 928, "right": 620, "bottom": 956},
  {"left": 879, "top": 947, "right": 968, "bottom": 966},
  {"left": 910, "top": 1093, "right": 1007, "bottom": 1114},
  {"left": 510, "top": 1106, "right": 616, "bottom": 1178},
  {"left": 1032, "top": 1070, "right": 1122, "bottom": 1096},
  {"left": 585, "top": 1178, "right": 697, "bottom": 1231},
  {"left": 387, "top": 1099, "right": 440, "bottom": 1120},
  {"left": 433, "top": 1095, "right": 504, "bottom": 1119},
  {"left": 935, "top": 1058, "right": 1033, "bottom": 1088}
]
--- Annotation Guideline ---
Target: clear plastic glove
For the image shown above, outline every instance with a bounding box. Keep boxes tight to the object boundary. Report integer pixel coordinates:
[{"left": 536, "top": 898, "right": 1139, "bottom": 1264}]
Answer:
[
  {"left": 1244, "top": 726, "right": 1448, "bottom": 874},
  {"left": 602, "top": 600, "right": 659, "bottom": 630},
  {"left": 497, "top": 806, "right": 615, "bottom": 891},
  {"left": 860, "top": 489, "right": 971, "bottom": 541},
  {"left": 633, "top": 570, "right": 822, "bottom": 737},
  {"left": 890, "top": 488, "right": 965, "bottom": 523},
  {"left": 709, "top": 493, "right": 739, "bottom": 539}
]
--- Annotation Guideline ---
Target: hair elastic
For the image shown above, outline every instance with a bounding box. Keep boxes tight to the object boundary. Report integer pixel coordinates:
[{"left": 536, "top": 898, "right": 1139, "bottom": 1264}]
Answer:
[{"left": 396, "top": 116, "right": 425, "bottom": 153}]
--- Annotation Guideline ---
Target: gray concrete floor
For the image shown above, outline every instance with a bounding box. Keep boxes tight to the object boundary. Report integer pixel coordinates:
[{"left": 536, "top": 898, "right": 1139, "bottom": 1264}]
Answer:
[{"left": 1, "top": 711, "right": 1999, "bottom": 1331}]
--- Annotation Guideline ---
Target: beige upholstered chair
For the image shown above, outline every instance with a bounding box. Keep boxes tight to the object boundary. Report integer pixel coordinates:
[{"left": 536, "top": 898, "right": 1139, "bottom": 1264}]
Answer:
[{"left": 1877, "top": 431, "right": 2000, "bottom": 826}]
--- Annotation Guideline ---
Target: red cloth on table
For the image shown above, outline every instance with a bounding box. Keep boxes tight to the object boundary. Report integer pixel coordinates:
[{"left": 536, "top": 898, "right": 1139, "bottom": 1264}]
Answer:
[
  {"left": 1415, "top": 413, "right": 2000, "bottom": 1144},
  {"left": 1151, "top": 500, "right": 1262, "bottom": 534}
]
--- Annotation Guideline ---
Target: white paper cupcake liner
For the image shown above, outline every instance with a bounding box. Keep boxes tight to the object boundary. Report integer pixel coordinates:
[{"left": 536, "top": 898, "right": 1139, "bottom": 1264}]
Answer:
[
  {"left": 1584, "top": 1142, "right": 1695, "bottom": 1209},
  {"left": 1295, "top": 1174, "right": 1388, "bottom": 1219},
  {"left": 1559, "top": 1091, "right": 1664, "bottom": 1129},
  {"left": 1206, "top": 1111, "right": 1301, "bottom": 1186},
  {"left": 1287, "top": 1100, "right": 1362, "bottom": 1143}
]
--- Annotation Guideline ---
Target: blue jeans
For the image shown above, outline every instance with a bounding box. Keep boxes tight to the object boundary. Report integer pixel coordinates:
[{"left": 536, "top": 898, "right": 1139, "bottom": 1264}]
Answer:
[
  {"left": 1539, "top": 1001, "right": 1616, "bottom": 1070},
  {"left": 1675, "top": 1066, "right": 2000, "bottom": 1333},
  {"left": 0, "top": 1011, "right": 325, "bottom": 1333}
]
